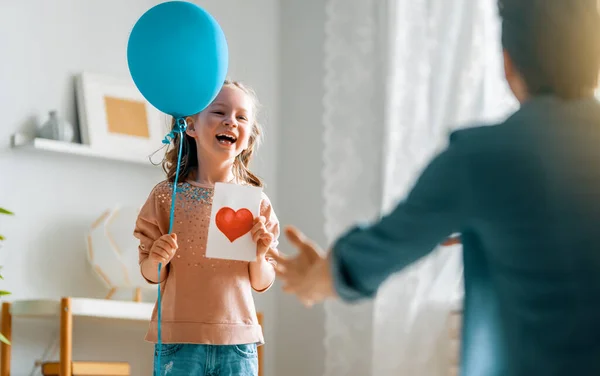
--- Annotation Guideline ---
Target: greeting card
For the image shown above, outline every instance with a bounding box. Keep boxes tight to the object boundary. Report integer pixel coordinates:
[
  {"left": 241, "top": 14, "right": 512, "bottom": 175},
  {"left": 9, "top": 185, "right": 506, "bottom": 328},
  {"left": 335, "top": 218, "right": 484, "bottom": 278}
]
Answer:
[{"left": 206, "top": 182, "right": 263, "bottom": 261}]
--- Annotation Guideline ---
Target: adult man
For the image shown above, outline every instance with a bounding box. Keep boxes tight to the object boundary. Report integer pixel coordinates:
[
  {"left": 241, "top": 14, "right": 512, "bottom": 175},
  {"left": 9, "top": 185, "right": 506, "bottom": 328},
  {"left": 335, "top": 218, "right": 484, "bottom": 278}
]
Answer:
[{"left": 274, "top": 1, "right": 600, "bottom": 374}]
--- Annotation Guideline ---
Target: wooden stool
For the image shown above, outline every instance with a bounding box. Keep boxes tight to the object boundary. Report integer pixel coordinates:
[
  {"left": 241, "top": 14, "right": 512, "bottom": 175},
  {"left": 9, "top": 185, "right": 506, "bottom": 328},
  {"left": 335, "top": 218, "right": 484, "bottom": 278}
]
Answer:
[
  {"left": 0, "top": 298, "right": 134, "bottom": 376},
  {"left": 0, "top": 298, "right": 265, "bottom": 376},
  {"left": 41, "top": 361, "right": 130, "bottom": 376}
]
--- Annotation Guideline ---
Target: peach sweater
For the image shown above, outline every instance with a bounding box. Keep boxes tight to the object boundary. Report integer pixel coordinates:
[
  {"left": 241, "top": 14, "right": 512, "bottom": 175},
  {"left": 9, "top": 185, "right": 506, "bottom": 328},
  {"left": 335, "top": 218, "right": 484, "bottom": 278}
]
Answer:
[{"left": 133, "top": 180, "right": 279, "bottom": 345}]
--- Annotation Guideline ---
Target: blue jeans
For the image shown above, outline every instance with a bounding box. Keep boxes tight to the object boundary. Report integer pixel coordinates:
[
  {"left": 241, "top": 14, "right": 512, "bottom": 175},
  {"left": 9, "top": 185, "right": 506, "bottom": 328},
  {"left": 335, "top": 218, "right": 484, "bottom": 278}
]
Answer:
[{"left": 154, "top": 343, "right": 258, "bottom": 376}]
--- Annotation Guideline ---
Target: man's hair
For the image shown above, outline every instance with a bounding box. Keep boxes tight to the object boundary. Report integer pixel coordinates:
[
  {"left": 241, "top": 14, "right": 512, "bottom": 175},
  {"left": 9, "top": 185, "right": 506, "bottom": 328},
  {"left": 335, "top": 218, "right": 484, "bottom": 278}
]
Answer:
[{"left": 499, "top": 0, "right": 600, "bottom": 99}]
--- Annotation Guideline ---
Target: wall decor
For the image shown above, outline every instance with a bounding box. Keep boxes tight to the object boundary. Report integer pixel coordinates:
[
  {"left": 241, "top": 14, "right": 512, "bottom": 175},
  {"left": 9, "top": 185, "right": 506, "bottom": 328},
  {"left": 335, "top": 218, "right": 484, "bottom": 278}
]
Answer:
[
  {"left": 86, "top": 205, "right": 152, "bottom": 301},
  {"left": 37, "top": 110, "right": 77, "bottom": 143},
  {"left": 75, "top": 72, "right": 169, "bottom": 163}
]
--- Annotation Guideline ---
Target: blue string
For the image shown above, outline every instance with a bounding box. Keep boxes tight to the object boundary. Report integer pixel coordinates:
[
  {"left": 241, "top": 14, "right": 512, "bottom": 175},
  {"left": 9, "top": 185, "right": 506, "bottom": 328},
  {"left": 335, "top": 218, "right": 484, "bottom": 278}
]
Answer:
[
  {"left": 167, "top": 118, "right": 188, "bottom": 234},
  {"left": 155, "top": 117, "right": 187, "bottom": 376},
  {"left": 156, "top": 262, "right": 162, "bottom": 376}
]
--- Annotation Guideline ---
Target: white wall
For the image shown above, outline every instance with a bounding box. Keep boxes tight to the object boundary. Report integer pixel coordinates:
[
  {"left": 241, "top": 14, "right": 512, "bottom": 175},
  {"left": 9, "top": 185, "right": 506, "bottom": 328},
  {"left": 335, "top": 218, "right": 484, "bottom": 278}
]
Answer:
[
  {"left": 274, "top": 1, "right": 327, "bottom": 376},
  {"left": 0, "top": 1, "right": 280, "bottom": 375}
]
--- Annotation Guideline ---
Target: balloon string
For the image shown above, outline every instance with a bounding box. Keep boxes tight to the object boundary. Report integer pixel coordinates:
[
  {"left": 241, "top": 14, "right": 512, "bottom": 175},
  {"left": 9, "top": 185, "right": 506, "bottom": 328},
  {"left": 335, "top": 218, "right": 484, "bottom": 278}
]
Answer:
[
  {"left": 168, "top": 118, "right": 187, "bottom": 234},
  {"left": 155, "top": 117, "right": 187, "bottom": 376},
  {"left": 156, "top": 262, "right": 162, "bottom": 376}
]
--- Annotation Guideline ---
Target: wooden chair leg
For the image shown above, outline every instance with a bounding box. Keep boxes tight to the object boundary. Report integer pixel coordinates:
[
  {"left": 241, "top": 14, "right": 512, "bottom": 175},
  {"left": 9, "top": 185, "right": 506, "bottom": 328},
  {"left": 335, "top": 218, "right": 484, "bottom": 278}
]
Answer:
[
  {"left": 133, "top": 288, "right": 142, "bottom": 303},
  {"left": 60, "top": 298, "right": 72, "bottom": 376},
  {"left": 0, "top": 302, "right": 11, "bottom": 376},
  {"left": 105, "top": 288, "right": 116, "bottom": 300}
]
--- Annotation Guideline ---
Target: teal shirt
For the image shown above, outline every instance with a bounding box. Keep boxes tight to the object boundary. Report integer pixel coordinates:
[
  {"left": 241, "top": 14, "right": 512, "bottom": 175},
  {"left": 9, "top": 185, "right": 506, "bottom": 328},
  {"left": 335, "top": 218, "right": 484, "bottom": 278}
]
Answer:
[{"left": 330, "top": 96, "right": 600, "bottom": 376}]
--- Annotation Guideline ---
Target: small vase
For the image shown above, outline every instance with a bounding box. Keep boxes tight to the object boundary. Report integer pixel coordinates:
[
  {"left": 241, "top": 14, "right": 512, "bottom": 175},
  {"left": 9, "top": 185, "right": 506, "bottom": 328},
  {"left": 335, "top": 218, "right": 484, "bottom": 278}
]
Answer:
[{"left": 38, "top": 110, "right": 76, "bottom": 142}]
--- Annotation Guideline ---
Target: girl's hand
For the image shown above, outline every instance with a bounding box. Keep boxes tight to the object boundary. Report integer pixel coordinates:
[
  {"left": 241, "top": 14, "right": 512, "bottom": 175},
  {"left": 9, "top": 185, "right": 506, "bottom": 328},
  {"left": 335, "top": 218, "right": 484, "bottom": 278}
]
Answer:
[
  {"left": 251, "top": 216, "right": 274, "bottom": 261},
  {"left": 148, "top": 233, "right": 178, "bottom": 266}
]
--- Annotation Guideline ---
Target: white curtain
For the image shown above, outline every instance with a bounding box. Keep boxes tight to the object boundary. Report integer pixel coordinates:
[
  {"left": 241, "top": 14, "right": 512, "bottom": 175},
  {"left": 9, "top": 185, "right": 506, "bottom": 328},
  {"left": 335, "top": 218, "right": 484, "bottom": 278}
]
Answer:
[{"left": 322, "top": 0, "right": 517, "bottom": 375}]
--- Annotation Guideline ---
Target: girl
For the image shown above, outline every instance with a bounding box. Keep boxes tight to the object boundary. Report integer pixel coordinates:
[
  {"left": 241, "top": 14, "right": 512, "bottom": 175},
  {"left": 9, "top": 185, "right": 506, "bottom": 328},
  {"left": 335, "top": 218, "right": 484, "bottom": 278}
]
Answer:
[{"left": 134, "top": 80, "right": 279, "bottom": 376}]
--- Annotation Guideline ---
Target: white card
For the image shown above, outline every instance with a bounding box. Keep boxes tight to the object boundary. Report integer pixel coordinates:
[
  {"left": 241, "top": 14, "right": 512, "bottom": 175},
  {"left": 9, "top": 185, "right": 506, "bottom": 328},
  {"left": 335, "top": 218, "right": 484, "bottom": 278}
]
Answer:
[{"left": 206, "top": 182, "right": 263, "bottom": 261}]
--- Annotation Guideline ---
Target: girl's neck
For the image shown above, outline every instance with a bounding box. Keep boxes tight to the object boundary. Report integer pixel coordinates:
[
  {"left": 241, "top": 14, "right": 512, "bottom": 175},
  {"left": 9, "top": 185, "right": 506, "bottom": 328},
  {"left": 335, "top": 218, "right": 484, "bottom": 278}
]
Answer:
[{"left": 193, "top": 159, "right": 236, "bottom": 185}]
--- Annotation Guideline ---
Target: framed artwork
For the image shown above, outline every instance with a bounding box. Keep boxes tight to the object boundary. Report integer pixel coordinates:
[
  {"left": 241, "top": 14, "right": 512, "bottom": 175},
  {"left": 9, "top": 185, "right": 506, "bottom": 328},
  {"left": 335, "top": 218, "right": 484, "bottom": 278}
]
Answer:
[{"left": 75, "top": 72, "right": 169, "bottom": 163}]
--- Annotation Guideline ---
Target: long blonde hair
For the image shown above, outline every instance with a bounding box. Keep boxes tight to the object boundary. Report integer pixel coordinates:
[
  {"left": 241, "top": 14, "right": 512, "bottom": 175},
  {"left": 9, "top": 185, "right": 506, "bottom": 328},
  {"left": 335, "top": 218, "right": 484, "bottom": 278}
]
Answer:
[{"left": 162, "top": 80, "right": 264, "bottom": 187}]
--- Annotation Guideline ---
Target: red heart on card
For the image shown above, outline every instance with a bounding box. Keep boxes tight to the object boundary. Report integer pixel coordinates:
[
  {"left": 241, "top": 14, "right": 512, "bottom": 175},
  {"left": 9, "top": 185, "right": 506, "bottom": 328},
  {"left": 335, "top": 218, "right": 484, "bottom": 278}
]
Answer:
[{"left": 215, "top": 207, "right": 254, "bottom": 242}]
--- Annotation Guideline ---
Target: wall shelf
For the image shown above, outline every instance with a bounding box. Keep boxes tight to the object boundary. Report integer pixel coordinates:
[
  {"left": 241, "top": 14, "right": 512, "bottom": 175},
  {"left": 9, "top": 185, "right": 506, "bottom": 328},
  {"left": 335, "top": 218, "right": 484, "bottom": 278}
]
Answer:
[{"left": 10, "top": 132, "right": 159, "bottom": 167}]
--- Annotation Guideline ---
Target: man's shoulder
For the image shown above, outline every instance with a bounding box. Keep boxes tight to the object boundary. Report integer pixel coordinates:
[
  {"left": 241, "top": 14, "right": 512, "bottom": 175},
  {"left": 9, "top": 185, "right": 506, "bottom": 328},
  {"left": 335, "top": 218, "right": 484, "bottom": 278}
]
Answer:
[
  {"left": 447, "top": 115, "right": 521, "bottom": 154},
  {"left": 449, "top": 122, "right": 506, "bottom": 144}
]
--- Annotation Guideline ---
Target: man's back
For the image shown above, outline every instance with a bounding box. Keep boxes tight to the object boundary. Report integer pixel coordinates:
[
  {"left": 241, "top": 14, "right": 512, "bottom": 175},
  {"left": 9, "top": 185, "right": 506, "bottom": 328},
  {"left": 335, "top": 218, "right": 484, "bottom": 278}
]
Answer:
[
  {"left": 459, "top": 96, "right": 600, "bottom": 375},
  {"left": 276, "top": 2, "right": 600, "bottom": 375}
]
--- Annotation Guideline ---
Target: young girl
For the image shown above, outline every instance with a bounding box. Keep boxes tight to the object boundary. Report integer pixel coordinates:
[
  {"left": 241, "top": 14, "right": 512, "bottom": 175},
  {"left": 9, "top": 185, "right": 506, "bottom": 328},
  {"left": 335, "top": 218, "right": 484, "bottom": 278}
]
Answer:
[{"left": 134, "top": 80, "right": 279, "bottom": 376}]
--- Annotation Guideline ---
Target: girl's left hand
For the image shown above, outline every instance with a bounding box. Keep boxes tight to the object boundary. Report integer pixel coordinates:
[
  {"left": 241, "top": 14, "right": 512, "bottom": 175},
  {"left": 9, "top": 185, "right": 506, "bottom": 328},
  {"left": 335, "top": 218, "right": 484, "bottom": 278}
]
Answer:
[{"left": 251, "top": 216, "right": 274, "bottom": 261}]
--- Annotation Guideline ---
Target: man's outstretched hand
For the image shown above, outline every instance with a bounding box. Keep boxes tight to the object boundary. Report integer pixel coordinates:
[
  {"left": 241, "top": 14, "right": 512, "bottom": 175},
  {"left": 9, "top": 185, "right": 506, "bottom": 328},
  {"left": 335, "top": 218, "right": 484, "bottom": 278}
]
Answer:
[{"left": 272, "top": 226, "right": 337, "bottom": 307}]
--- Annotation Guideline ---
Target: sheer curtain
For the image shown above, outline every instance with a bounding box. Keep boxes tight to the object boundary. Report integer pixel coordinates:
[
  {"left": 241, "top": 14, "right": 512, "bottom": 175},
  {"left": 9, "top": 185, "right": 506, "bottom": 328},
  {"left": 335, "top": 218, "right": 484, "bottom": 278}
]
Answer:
[{"left": 322, "top": 0, "right": 517, "bottom": 375}]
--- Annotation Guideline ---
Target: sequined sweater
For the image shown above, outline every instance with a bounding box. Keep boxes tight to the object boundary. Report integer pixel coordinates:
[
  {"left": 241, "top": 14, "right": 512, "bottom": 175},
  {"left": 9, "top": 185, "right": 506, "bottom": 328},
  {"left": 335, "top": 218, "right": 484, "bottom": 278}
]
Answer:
[{"left": 133, "top": 180, "right": 279, "bottom": 345}]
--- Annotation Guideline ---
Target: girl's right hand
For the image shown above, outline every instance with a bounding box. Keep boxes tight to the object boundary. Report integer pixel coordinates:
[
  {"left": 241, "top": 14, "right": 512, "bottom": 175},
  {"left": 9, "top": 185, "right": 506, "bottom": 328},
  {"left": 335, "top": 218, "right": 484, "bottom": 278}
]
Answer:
[{"left": 148, "top": 233, "right": 178, "bottom": 265}]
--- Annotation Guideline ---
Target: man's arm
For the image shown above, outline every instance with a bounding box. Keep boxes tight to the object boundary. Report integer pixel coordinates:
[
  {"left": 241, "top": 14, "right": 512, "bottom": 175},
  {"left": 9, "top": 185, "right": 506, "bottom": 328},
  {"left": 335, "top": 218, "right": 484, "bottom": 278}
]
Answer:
[{"left": 330, "top": 142, "right": 468, "bottom": 302}]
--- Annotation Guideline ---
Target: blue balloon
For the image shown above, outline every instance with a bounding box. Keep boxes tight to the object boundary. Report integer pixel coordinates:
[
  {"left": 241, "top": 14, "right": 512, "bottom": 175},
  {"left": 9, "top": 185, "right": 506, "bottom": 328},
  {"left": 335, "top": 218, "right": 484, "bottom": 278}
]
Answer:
[{"left": 127, "top": 1, "right": 229, "bottom": 118}]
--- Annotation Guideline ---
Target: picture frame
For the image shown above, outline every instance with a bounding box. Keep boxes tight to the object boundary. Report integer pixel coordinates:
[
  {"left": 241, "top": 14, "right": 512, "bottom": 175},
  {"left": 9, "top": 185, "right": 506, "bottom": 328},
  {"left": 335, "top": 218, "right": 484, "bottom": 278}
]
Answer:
[{"left": 75, "top": 72, "right": 169, "bottom": 163}]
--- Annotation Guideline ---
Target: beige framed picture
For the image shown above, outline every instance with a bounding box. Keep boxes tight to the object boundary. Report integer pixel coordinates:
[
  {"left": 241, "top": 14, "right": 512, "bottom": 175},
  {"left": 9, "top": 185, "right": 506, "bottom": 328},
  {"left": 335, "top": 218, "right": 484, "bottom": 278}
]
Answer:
[{"left": 75, "top": 72, "right": 169, "bottom": 163}]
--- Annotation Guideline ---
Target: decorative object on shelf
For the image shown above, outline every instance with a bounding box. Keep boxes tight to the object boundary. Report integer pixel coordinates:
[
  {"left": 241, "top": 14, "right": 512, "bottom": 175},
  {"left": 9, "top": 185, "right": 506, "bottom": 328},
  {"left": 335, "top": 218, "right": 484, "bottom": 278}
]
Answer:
[
  {"left": 37, "top": 110, "right": 76, "bottom": 143},
  {"left": 0, "top": 207, "right": 13, "bottom": 345},
  {"left": 85, "top": 205, "right": 151, "bottom": 301},
  {"left": 75, "top": 72, "right": 168, "bottom": 164}
]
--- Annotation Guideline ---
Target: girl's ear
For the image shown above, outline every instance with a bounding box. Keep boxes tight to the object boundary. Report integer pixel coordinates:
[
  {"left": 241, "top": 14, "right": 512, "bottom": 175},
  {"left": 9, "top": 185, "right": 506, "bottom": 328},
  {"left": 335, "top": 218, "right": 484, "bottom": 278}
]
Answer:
[{"left": 185, "top": 116, "right": 197, "bottom": 138}]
